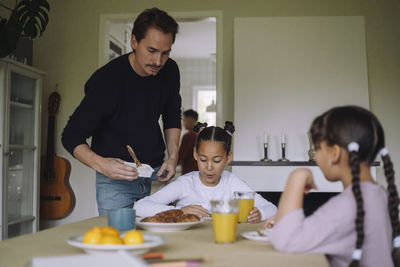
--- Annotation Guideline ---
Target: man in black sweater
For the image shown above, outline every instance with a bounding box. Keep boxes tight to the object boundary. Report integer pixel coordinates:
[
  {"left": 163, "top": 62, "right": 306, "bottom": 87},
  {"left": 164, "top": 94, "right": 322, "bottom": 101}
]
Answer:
[{"left": 62, "top": 8, "right": 181, "bottom": 215}]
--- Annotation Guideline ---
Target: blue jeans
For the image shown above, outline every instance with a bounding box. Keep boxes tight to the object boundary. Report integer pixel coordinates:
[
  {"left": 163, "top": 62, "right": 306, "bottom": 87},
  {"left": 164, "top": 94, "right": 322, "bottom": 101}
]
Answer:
[{"left": 96, "top": 167, "right": 160, "bottom": 215}]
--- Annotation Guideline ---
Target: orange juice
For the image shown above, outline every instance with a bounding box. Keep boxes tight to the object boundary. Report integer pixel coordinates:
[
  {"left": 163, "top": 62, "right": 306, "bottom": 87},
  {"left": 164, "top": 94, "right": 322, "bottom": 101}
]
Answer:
[
  {"left": 237, "top": 198, "right": 254, "bottom": 223},
  {"left": 212, "top": 213, "right": 238, "bottom": 243}
]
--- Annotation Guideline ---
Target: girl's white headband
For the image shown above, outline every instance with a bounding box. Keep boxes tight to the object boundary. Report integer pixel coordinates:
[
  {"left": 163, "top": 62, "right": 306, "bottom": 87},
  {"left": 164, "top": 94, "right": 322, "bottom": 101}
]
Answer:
[{"left": 348, "top": 142, "right": 359, "bottom": 152}]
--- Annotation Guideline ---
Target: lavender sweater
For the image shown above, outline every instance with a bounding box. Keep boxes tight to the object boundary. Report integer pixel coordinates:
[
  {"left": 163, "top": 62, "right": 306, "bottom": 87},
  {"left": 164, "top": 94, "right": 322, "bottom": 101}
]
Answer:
[{"left": 269, "top": 182, "right": 393, "bottom": 267}]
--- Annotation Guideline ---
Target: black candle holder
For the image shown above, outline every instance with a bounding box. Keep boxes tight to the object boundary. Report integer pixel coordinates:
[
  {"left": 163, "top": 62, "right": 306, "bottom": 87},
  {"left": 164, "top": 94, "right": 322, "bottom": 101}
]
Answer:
[
  {"left": 278, "top": 143, "right": 289, "bottom": 162},
  {"left": 260, "top": 143, "right": 272, "bottom": 162}
]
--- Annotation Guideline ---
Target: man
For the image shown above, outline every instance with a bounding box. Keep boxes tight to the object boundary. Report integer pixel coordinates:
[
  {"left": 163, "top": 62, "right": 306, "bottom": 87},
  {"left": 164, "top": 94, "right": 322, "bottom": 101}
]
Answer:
[
  {"left": 61, "top": 8, "right": 181, "bottom": 215},
  {"left": 177, "top": 109, "right": 199, "bottom": 175}
]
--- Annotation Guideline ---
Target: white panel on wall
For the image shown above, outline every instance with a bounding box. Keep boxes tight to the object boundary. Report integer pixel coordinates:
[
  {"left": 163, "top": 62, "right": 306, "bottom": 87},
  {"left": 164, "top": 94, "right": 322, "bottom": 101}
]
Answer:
[
  {"left": 234, "top": 16, "right": 369, "bottom": 162},
  {"left": 232, "top": 166, "right": 377, "bottom": 192}
]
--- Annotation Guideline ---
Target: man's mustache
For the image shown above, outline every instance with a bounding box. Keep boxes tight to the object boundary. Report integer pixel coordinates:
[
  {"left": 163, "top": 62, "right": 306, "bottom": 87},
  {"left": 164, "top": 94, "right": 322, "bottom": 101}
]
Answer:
[{"left": 147, "top": 64, "right": 161, "bottom": 69}]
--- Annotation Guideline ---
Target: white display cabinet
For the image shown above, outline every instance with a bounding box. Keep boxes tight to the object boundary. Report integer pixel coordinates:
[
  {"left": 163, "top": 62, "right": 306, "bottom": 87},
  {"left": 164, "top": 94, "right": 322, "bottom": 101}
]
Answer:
[{"left": 0, "top": 58, "right": 43, "bottom": 240}]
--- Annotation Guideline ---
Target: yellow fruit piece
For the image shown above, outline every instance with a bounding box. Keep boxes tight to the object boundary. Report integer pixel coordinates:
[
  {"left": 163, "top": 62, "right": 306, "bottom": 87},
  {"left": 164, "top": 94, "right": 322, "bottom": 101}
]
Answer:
[
  {"left": 89, "top": 226, "right": 103, "bottom": 234},
  {"left": 102, "top": 226, "right": 119, "bottom": 236},
  {"left": 123, "top": 230, "right": 144, "bottom": 245},
  {"left": 82, "top": 228, "right": 103, "bottom": 244},
  {"left": 99, "top": 234, "right": 123, "bottom": 245}
]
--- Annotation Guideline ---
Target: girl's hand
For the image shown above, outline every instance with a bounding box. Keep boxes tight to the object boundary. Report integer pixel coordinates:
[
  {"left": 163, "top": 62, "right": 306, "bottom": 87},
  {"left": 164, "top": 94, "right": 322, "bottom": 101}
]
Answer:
[
  {"left": 181, "top": 205, "right": 210, "bottom": 218},
  {"left": 275, "top": 168, "right": 317, "bottom": 223},
  {"left": 290, "top": 168, "right": 318, "bottom": 193},
  {"left": 247, "top": 207, "right": 261, "bottom": 224},
  {"left": 264, "top": 215, "right": 276, "bottom": 229}
]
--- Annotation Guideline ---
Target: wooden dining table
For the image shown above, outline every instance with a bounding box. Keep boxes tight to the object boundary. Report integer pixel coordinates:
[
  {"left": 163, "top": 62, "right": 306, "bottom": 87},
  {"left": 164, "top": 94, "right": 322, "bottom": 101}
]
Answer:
[{"left": 0, "top": 215, "right": 329, "bottom": 267}]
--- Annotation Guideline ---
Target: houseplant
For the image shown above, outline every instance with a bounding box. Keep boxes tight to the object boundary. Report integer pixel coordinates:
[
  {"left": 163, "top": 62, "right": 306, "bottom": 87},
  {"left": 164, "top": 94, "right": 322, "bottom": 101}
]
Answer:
[{"left": 0, "top": 0, "right": 50, "bottom": 58}]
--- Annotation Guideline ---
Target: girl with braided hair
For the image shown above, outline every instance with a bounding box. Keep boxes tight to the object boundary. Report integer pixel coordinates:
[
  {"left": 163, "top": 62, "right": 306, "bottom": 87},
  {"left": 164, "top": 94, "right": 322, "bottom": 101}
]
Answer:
[
  {"left": 267, "top": 106, "right": 397, "bottom": 267},
  {"left": 135, "top": 121, "right": 277, "bottom": 222}
]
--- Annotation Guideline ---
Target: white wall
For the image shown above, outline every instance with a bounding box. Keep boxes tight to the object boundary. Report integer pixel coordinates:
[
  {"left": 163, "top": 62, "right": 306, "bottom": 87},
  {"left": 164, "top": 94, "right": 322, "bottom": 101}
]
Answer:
[
  {"left": 234, "top": 17, "right": 369, "bottom": 161},
  {"left": 233, "top": 17, "right": 371, "bottom": 192},
  {"left": 175, "top": 58, "right": 216, "bottom": 111},
  {"left": 171, "top": 19, "right": 216, "bottom": 58}
]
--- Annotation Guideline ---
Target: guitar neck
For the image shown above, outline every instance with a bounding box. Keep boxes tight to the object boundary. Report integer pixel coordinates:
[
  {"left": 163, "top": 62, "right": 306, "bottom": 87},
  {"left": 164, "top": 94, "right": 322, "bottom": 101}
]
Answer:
[{"left": 46, "top": 115, "right": 56, "bottom": 172}]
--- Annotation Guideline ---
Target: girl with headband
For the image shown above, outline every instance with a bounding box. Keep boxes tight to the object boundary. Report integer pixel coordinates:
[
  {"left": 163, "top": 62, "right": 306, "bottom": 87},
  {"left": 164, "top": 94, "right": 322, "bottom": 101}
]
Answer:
[
  {"left": 135, "top": 121, "right": 277, "bottom": 223},
  {"left": 267, "top": 106, "right": 398, "bottom": 267}
]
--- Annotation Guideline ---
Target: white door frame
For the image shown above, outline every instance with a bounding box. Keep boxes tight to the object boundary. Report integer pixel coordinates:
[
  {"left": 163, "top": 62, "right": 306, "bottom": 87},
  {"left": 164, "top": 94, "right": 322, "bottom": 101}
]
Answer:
[{"left": 98, "top": 11, "right": 223, "bottom": 126}]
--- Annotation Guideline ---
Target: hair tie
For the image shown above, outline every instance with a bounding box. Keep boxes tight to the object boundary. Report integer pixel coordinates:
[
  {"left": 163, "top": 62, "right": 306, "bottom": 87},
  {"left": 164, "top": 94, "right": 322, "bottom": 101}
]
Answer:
[
  {"left": 393, "top": 236, "right": 400, "bottom": 248},
  {"left": 379, "top": 147, "right": 389, "bottom": 157},
  {"left": 352, "top": 249, "right": 362, "bottom": 260},
  {"left": 348, "top": 142, "right": 359, "bottom": 152},
  {"left": 226, "top": 130, "right": 232, "bottom": 136}
]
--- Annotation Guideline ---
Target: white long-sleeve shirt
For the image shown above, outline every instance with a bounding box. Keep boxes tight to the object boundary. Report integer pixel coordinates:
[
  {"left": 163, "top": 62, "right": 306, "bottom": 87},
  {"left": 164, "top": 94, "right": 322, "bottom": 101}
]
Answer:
[{"left": 135, "top": 170, "right": 277, "bottom": 221}]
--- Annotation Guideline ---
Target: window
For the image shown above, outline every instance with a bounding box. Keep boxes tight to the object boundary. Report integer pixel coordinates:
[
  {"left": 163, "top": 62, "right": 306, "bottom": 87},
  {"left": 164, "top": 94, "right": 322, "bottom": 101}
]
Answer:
[{"left": 194, "top": 86, "right": 216, "bottom": 126}]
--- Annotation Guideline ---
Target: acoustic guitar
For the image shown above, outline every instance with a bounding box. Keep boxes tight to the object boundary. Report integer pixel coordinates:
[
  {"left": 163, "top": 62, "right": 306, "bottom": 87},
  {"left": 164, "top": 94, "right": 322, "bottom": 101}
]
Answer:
[{"left": 40, "top": 92, "right": 76, "bottom": 219}]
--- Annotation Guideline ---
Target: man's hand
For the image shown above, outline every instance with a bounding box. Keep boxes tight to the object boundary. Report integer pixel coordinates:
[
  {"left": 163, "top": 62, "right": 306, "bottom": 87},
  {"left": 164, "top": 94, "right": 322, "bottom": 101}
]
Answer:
[
  {"left": 73, "top": 144, "right": 138, "bottom": 181},
  {"left": 247, "top": 207, "right": 262, "bottom": 224},
  {"left": 181, "top": 205, "right": 210, "bottom": 218},
  {"left": 98, "top": 158, "right": 138, "bottom": 181},
  {"left": 157, "top": 158, "right": 177, "bottom": 182}
]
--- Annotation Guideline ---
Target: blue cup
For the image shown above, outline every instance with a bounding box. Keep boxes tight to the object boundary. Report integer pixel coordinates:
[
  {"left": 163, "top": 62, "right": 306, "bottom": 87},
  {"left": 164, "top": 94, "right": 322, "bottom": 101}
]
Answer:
[{"left": 107, "top": 208, "right": 135, "bottom": 231}]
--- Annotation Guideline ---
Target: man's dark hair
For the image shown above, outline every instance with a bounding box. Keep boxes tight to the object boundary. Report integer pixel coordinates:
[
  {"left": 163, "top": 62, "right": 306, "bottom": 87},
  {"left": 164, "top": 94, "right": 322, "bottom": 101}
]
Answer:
[
  {"left": 132, "top": 7, "right": 179, "bottom": 43},
  {"left": 183, "top": 109, "right": 198, "bottom": 122}
]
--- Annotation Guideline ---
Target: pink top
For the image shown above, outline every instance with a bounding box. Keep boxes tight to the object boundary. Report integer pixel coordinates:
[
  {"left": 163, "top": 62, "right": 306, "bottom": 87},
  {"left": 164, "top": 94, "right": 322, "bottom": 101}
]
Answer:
[{"left": 269, "top": 182, "right": 393, "bottom": 267}]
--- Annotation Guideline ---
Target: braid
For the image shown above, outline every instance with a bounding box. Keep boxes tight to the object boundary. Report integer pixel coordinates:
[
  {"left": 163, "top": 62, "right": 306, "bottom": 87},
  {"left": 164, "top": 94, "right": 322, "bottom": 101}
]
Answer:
[
  {"left": 348, "top": 151, "right": 365, "bottom": 267},
  {"left": 382, "top": 153, "right": 400, "bottom": 267}
]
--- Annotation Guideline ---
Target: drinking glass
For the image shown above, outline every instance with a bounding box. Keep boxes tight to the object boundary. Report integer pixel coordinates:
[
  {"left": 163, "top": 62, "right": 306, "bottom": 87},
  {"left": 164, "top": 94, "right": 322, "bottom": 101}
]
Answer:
[
  {"left": 210, "top": 199, "right": 238, "bottom": 243},
  {"left": 234, "top": 191, "right": 256, "bottom": 223},
  {"left": 107, "top": 208, "right": 135, "bottom": 231}
]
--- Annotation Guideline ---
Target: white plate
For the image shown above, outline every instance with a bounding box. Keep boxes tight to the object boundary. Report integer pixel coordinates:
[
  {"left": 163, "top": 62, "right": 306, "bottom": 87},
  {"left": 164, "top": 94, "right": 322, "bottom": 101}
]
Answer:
[
  {"left": 136, "top": 218, "right": 204, "bottom": 232},
  {"left": 241, "top": 229, "right": 270, "bottom": 242},
  {"left": 66, "top": 234, "right": 165, "bottom": 255}
]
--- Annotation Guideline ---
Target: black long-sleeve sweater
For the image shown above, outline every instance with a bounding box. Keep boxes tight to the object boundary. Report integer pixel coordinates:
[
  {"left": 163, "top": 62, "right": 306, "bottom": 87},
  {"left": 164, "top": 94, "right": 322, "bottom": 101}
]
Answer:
[{"left": 61, "top": 54, "right": 182, "bottom": 168}]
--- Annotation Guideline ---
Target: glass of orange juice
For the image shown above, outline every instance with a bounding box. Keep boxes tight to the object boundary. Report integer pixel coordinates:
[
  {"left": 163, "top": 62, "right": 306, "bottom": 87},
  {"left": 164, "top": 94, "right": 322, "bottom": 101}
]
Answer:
[
  {"left": 234, "top": 191, "right": 256, "bottom": 223},
  {"left": 210, "top": 199, "right": 238, "bottom": 243}
]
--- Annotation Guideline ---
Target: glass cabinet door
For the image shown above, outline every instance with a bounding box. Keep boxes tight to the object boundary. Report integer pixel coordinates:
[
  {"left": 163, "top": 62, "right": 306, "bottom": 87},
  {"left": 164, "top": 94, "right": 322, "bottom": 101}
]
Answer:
[
  {"left": 6, "top": 71, "right": 38, "bottom": 238},
  {"left": 9, "top": 72, "right": 36, "bottom": 146}
]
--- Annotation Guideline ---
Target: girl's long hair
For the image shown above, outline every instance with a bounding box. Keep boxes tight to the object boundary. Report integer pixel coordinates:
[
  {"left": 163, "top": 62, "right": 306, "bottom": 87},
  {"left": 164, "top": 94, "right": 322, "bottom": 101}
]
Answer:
[{"left": 310, "top": 105, "right": 399, "bottom": 267}]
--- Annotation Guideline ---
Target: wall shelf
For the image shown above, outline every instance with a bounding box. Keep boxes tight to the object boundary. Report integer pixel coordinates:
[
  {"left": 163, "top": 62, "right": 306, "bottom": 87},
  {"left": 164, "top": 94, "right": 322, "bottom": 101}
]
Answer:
[{"left": 230, "top": 161, "right": 380, "bottom": 167}]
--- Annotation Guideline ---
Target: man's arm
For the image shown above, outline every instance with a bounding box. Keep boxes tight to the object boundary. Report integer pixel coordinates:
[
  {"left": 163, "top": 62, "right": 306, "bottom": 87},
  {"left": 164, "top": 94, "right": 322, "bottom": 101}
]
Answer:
[
  {"left": 61, "top": 72, "right": 139, "bottom": 181},
  {"left": 73, "top": 144, "right": 138, "bottom": 181},
  {"left": 157, "top": 128, "right": 181, "bottom": 181}
]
